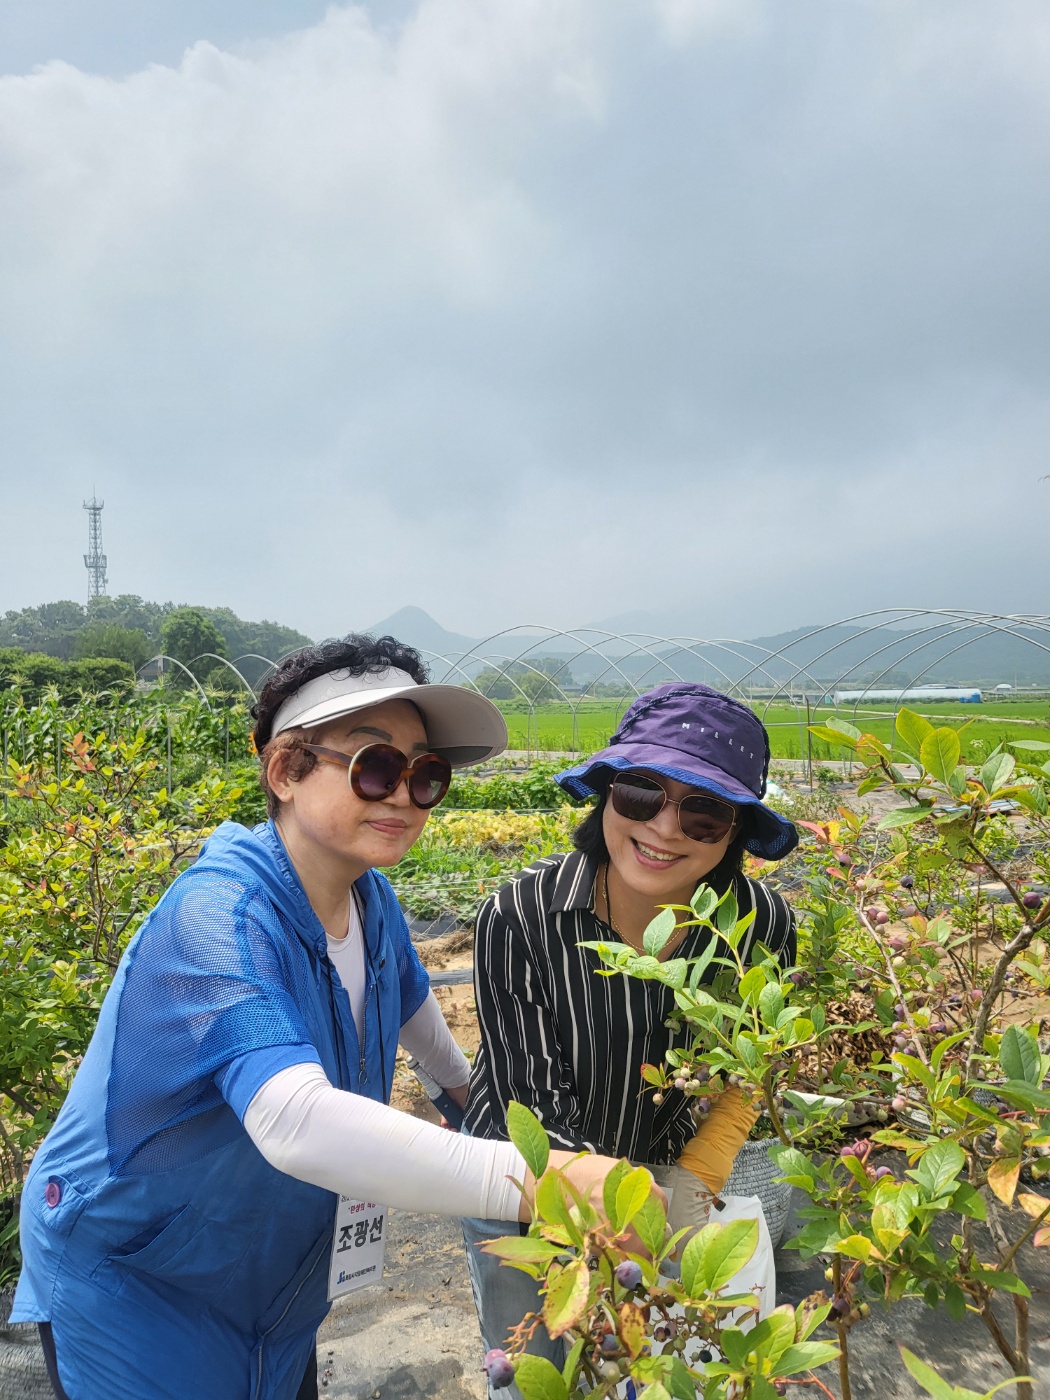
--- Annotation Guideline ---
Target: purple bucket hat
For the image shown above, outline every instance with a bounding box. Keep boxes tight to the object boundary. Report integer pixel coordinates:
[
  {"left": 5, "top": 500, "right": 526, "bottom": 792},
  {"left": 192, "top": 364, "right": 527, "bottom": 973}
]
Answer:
[{"left": 557, "top": 683, "right": 798, "bottom": 861}]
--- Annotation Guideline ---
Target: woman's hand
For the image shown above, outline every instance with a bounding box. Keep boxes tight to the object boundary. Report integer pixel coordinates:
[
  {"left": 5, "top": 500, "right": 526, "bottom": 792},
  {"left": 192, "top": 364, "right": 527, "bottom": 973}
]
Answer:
[
  {"left": 438, "top": 1081, "right": 469, "bottom": 1131},
  {"left": 516, "top": 1150, "right": 667, "bottom": 1227}
]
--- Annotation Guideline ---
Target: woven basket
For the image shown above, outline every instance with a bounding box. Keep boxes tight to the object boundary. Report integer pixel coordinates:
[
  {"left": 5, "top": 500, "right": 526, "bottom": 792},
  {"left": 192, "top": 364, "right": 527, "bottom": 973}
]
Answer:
[{"left": 723, "top": 1139, "right": 792, "bottom": 1248}]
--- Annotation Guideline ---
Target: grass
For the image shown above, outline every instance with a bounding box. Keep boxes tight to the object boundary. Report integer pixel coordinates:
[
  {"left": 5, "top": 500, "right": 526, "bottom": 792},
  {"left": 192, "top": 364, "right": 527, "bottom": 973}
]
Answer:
[{"left": 494, "top": 698, "right": 1050, "bottom": 762}]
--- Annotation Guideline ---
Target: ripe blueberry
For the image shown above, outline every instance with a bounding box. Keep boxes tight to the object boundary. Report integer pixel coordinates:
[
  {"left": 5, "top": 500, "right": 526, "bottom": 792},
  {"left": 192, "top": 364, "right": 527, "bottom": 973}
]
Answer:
[
  {"left": 483, "top": 1349, "right": 515, "bottom": 1390},
  {"left": 615, "top": 1260, "right": 643, "bottom": 1290}
]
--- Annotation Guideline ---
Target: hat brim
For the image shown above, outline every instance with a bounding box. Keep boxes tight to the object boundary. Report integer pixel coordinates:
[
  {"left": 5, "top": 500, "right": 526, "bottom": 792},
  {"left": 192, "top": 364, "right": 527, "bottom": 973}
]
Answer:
[
  {"left": 557, "top": 747, "right": 798, "bottom": 862},
  {"left": 291, "top": 683, "right": 508, "bottom": 768}
]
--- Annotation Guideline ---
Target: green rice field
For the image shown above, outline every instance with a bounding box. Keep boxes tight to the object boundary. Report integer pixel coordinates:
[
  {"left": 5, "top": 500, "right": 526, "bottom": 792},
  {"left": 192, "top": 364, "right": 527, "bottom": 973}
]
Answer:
[{"left": 497, "top": 698, "right": 1050, "bottom": 761}]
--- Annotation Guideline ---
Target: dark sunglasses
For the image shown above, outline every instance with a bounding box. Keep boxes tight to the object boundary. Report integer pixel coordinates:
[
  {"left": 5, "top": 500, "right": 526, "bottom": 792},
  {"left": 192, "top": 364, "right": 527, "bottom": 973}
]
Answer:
[
  {"left": 302, "top": 743, "right": 452, "bottom": 811},
  {"left": 609, "top": 772, "right": 738, "bottom": 844}
]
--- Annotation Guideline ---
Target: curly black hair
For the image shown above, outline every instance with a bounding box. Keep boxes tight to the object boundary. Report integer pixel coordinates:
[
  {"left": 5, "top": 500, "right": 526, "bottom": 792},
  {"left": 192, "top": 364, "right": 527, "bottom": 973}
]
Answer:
[
  {"left": 252, "top": 634, "right": 428, "bottom": 751},
  {"left": 572, "top": 781, "right": 749, "bottom": 894}
]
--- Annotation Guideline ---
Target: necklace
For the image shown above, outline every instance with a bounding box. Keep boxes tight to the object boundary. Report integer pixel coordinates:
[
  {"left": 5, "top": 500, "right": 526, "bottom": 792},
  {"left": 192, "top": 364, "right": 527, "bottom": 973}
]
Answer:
[{"left": 602, "top": 863, "right": 688, "bottom": 959}]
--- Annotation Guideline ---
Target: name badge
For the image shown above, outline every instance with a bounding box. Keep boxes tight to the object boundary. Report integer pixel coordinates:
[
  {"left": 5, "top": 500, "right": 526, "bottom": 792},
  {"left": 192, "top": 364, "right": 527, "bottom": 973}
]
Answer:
[{"left": 328, "top": 1195, "right": 387, "bottom": 1300}]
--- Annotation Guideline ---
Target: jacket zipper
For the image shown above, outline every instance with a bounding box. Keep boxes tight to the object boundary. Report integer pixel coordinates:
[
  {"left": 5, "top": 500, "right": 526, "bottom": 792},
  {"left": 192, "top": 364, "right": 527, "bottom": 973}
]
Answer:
[{"left": 253, "top": 1238, "right": 327, "bottom": 1399}]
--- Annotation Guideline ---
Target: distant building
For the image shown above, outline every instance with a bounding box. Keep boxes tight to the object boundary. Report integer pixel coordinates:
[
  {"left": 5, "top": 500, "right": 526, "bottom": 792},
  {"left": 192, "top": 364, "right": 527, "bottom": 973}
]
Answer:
[{"left": 832, "top": 687, "right": 982, "bottom": 705}]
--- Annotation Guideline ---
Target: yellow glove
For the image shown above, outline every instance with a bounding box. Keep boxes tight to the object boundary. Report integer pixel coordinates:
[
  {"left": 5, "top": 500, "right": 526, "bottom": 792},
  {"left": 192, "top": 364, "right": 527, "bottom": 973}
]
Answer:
[{"left": 676, "top": 1088, "right": 759, "bottom": 1195}]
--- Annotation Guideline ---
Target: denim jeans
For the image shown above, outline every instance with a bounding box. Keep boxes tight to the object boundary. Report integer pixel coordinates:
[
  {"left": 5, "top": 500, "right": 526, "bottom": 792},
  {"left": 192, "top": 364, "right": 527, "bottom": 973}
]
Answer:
[{"left": 461, "top": 1213, "right": 564, "bottom": 1400}]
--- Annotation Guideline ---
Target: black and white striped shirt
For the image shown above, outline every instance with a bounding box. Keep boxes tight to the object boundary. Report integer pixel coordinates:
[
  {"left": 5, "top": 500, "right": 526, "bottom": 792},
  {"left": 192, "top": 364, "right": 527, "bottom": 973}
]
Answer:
[{"left": 464, "top": 850, "right": 796, "bottom": 1165}]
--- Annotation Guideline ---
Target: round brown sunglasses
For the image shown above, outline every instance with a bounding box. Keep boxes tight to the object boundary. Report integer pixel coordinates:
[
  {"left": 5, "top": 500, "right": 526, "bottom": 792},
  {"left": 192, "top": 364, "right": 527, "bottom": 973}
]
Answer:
[
  {"left": 609, "top": 771, "right": 738, "bottom": 844},
  {"left": 302, "top": 743, "right": 452, "bottom": 810}
]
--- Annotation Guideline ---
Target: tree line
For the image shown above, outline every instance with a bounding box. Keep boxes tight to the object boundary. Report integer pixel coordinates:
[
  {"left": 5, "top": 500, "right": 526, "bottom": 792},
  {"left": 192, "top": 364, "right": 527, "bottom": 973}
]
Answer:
[{"left": 0, "top": 597, "right": 314, "bottom": 690}]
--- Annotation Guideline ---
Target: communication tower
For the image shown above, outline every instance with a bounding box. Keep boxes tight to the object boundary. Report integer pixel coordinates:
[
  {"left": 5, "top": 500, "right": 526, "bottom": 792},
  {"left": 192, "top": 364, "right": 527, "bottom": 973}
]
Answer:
[{"left": 83, "top": 496, "right": 108, "bottom": 599}]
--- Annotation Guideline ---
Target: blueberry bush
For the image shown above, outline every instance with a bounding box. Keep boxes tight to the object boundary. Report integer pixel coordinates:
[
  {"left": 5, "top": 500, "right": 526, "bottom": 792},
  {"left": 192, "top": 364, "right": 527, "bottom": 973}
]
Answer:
[
  {"left": 0, "top": 718, "right": 246, "bottom": 1283},
  {"left": 484, "top": 709, "right": 1050, "bottom": 1398}
]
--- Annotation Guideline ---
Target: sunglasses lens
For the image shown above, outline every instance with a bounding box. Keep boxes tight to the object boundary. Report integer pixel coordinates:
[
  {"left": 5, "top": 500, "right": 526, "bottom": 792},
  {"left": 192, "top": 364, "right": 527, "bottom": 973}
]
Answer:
[
  {"left": 351, "top": 745, "right": 405, "bottom": 800},
  {"left": 409, "top": 754, "right": 452, "bottom": 810},
  {"left": 678, "top": 797, "right": 736, "bottom": 844},
  {"left": 610, "top": 775, "right": 666, "bottom": 823}
]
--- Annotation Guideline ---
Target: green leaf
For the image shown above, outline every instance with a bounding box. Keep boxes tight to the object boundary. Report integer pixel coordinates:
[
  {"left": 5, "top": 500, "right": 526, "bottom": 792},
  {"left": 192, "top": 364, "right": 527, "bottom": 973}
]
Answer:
[
  {"left": 542, "top": 1257, "right": 591, "bottom": 1337},
  {"left": 1000, "top": 1024, "right": 1041, "bottom": 1087},
  {"left": 636, "top": 1385, "right": 672, "bottom": 1400},
  {"left": 981, "top": 752, "right": 1016, "bottom": 793},
  {"left": 834, "top": 1234, "right": 874, "bottom": 1262},
  {"left": 678, "top": 1227, "right": 708, "bottom": 1298},
  {"left": 944, "top": 1281, "right": 967, "bottom": 1320},
  {"left": 774, "top": 1341, "right": 843, "bottom": 1377},
  {"left": 703, "top": 1216, "right": 759, "bottom": 1291},
  {"left": 745, "top": 1307, "right": 797, "bottom": 1368},
  {"left": 968, "top": 1267, "right": 1030, "bottom": 1297},
  {"left": 561, "top": 1339, "right": 584, "bottom": 1388},
  {"left": 633, "top": 1189, "right": 668, "bottom": 1258},
  {"left": 758, "top": 981, "right": 784, "bottom": 1028},
  {"left": 615, "top": 1166, "right": 655, "bottom": 1233},
  {"left": 996, "top": 1080, "right": 1050, "bottom": 1112},
  {"left": 788, "top": 1016, "right": 815, "bottom": 1045},
  {"left": 936, "top": 815, "right": 972, "bottom": 859},
  {"left": 734, "top": 1034, "right": 760, "bottom": 1069},
  {"left": 949, "top": 1183, "right": 987, "bottom": 1221},
  {"left": 507, "top": 1101, "right": 549, "bottom": 1181},
  {"left": 770, "top": 1146, "right": 817, "bottom": 1186},
  {"left": 644, "top": 907, "right": 679, "bottom": 957},
  {"left": 808, "top": 724, "right": 860, "bottom": 749},
  {"left": 686, "top": 935, "right": 719, "bottom": 987},
  {"left": 896, "top": 707, "right": 935, "bottom": 757},
  {"left": 1009, "top": 739, "right": 1050, "bottom": 752},
  {"left": 602, "top": 1159, "right": 632, "bottom": 1226},
  {"left": 738, "top": 967, "right": 765, "bottom": 1004},
  {"left": 667, "top": 1357, "right": 696, "bottom": 1400},
  {"left": 714, "top": 887, "right": 739, "bottom": 933},
  {"left": 898, "top": 1347, "right": 965, "bottom": 1400},
  {"left": 878, "top": 804, "right": 934, "bottom": 831},
  {"left": 913, "top": 1141, "right": 966, "bottom": 1198},
  {"left": 920, "top": 728, "right": 962, "bottom": 786},
  {"left": 480, "top": 1235, "right": 565, "bottom": 1266},
  {"left": 691, "top": 884, "right": 719, "bottom": 922},
  {"left": 534, "top": 1171, "right": 579, "bottom": 1242},
  {"left": 514, "top": 1353, "right": 569, "bottom": 1400}
]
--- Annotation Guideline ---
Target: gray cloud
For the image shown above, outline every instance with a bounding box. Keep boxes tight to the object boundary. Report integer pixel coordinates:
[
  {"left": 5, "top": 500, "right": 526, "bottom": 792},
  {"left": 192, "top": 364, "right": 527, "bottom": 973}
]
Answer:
[{"left": 0, "top": 0, "right": 1047, "bottom": 642}]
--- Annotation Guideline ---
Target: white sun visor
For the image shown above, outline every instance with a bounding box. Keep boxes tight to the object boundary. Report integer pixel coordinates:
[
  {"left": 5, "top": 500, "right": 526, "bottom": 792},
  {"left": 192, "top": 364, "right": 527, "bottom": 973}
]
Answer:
[{"left": 269, "top": 667, "right": 507, "bottom": 767}]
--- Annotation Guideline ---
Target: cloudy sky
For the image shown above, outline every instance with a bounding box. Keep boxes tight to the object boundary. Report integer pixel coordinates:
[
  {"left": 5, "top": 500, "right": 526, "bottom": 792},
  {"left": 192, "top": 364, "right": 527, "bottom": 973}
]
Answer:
[{"left": 1, "top": 0, "right": 1048, "bottom": 643}]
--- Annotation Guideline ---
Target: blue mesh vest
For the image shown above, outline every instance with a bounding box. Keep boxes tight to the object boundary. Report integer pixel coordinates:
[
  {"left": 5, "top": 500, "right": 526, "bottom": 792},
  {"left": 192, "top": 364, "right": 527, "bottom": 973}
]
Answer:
[{"left": 12, "top": 820, "right": 430, "bottom": 1400}]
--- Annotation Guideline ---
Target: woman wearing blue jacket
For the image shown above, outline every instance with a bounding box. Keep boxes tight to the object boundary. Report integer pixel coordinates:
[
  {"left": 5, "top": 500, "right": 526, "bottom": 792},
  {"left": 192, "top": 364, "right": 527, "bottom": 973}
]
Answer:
[{"left": 12, "top": 636, "right": 622, "bottom": 1400}]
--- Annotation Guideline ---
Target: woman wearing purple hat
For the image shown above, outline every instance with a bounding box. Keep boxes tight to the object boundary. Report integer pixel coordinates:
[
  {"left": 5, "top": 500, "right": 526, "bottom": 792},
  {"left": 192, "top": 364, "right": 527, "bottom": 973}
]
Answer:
[{"left": 462, "top": 684, "right": 799, "bottom": 1385}]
